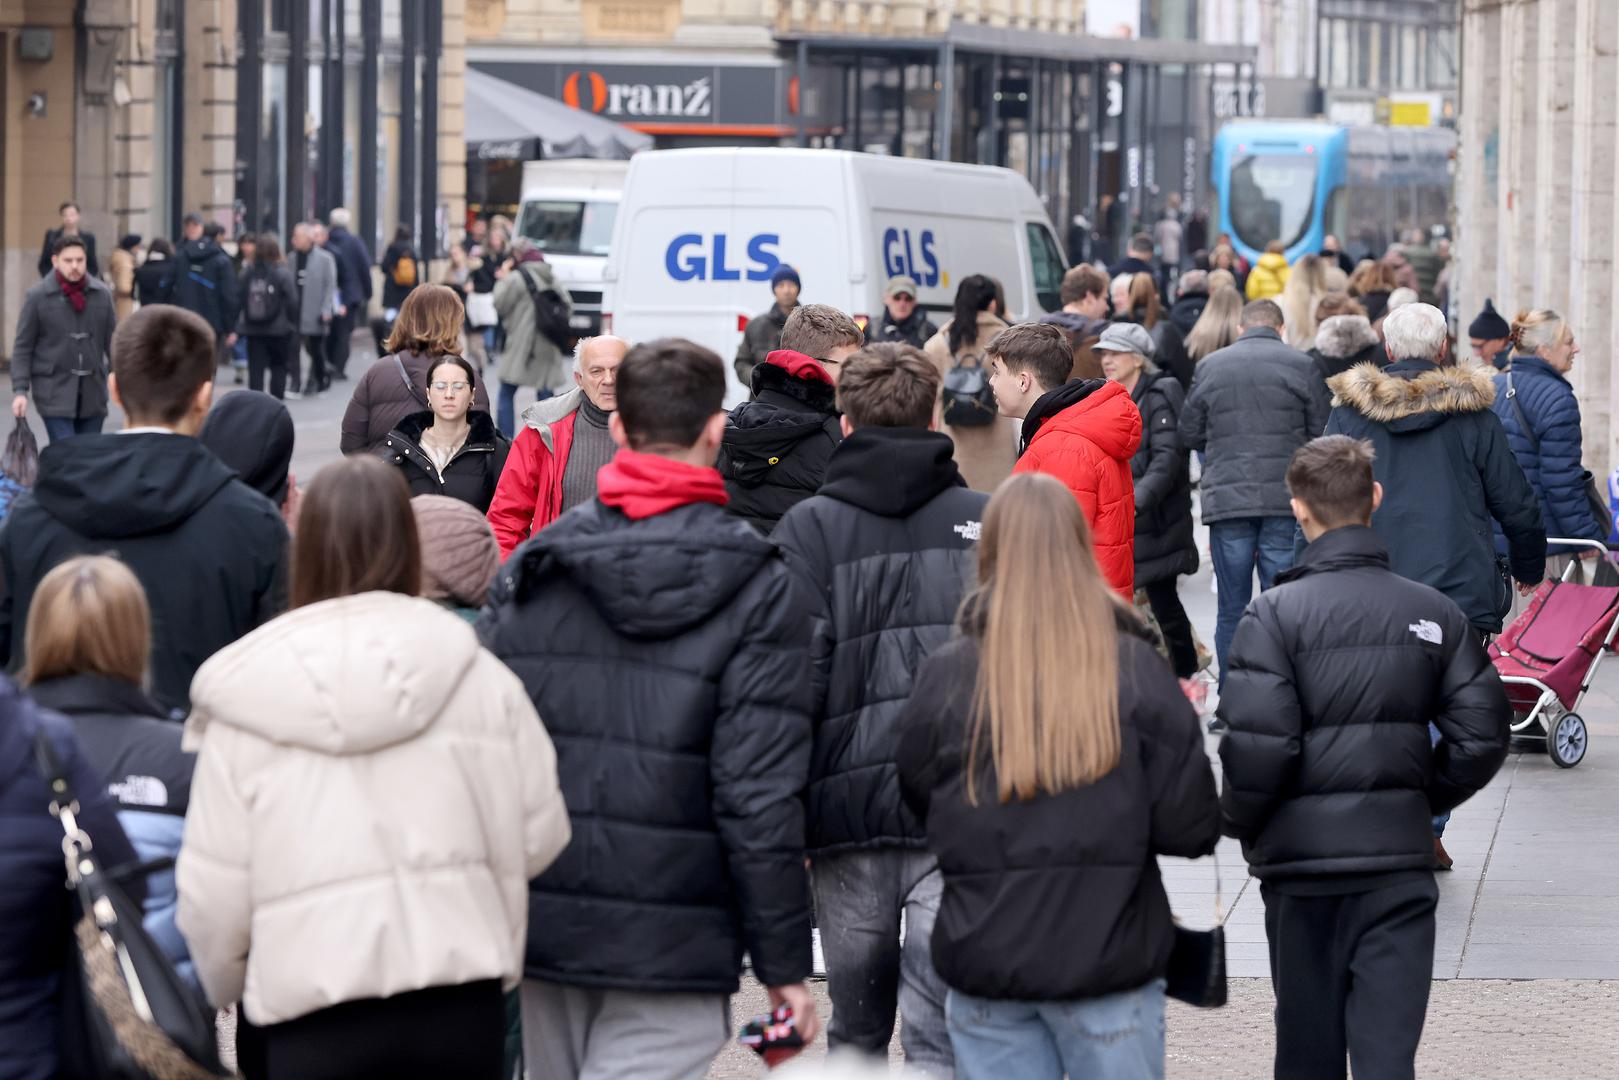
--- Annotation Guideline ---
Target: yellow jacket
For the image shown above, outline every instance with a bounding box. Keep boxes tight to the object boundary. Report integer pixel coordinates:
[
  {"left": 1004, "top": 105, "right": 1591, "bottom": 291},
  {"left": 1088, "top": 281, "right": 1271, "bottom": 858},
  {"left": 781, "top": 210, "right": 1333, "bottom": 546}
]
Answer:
[{"left": 1246, "top": 252, "right": 1291, "bottom": 300}]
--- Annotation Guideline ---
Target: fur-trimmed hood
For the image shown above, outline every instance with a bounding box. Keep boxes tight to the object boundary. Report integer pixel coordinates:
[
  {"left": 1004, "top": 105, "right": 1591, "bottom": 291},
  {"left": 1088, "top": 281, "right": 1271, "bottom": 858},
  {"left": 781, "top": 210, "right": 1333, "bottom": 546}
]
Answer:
[
  {"left": 1328, "top": 360, "right": 1496, "bottom": 432},
  {"left": 1314, "top": 314, "right": 1380, "bottom": 360}
]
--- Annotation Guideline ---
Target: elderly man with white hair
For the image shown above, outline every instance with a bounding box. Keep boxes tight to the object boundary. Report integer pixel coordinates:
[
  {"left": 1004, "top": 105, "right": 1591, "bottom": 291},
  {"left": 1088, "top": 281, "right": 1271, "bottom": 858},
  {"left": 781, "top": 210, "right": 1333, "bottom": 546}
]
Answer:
[
  {"left": 1324, "top": 301, "right": 1543, "bottom": 870},
  {"left": 486, "top": 335, "right": 632, "bottom": 557}
]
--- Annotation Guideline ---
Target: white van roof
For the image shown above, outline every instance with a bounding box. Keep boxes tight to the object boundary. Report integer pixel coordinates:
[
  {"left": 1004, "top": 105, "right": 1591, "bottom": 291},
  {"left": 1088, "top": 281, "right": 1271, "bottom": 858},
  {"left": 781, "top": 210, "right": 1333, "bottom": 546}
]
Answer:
[{"left": 521, "top": 159, "right": 631, "bottom": 196}]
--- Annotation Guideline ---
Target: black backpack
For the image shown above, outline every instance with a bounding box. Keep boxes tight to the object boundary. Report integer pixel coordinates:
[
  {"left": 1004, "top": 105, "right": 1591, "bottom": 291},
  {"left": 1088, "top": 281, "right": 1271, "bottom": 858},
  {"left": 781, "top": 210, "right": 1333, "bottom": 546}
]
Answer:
[
  {"left": 941, "top": 349, "right": 998, "bottom": 427},
  {"left": 244, "top": 273, "right": 278, "bottom": 325},
  {"left": 517, "top": 265, "right": 576, "bottom": 353}
]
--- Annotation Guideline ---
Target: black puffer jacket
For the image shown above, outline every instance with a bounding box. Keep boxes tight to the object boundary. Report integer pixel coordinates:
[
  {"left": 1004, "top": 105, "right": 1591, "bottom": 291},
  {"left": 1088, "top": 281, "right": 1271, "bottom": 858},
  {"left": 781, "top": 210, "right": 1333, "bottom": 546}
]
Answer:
[
  {"left": 717, "top": 351, "right": 842, "bottom": 531},
  {"left": 0, "top": 434, "right": 288, "bottom": 711},
  {"left": 381, "top": 410, "right": 511, "bottom": 513},
  {"left": 1218, "top": 526, "right": 1510, "bottom": 878},
  {"left": 1129, "top": 372, "right": 1197, "bottom": 585},
  {"left": 773, "top": 427, "right": 988, "bottom": 853},
  {"left": 1326, "top": 360, "right": 1546, "bottom": 633},
  {"left": 479, "top": 498, "right": 813, "bottom": 994},
  {"left": 1180, "top": 326, "right": 1331, "bottom": 523},
  {"left": 1167, "top": 290, "right": 1208, "bottom": 337},
  {"left": 897, "top": 619, "right": 1219, "bottom": 1001},
  {"left": 1150, "top": 319, "right": 1193, "bottom": 391}
]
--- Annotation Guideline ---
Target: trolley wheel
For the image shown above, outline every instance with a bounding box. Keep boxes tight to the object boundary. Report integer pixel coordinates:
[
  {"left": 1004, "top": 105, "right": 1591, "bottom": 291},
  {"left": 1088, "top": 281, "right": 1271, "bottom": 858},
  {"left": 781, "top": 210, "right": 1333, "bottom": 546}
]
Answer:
[{"left": 1547, "top": 712, "right": 1588, "bottom": 769}]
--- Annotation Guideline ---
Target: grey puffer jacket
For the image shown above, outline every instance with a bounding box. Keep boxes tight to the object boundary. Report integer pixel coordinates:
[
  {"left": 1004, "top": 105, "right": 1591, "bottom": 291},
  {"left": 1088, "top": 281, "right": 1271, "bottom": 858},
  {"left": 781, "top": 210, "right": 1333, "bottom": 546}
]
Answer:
[
  {"left": 9, "top": 273, "right": 116, "bottom": 420},
  {"left": 1179, "top": 326, "right": 1331, "bottom": 522}
]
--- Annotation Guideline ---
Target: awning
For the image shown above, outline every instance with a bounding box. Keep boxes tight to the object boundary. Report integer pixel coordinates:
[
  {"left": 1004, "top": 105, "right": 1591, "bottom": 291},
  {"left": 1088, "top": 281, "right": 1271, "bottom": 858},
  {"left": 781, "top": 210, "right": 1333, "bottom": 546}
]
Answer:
[{"left": 463, "top": 68, "right": 652, "bottom": 161}]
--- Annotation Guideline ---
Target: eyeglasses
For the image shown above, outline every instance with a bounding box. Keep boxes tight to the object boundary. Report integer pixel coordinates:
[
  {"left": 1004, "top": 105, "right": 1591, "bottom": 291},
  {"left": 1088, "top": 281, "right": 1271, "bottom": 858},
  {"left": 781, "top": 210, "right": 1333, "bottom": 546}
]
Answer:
[
  {"left": 430, "top": 381, "right": 470, "bottom": 393},
  {"left": 890, "top": 294, "right": 916, "bottom": 302}
]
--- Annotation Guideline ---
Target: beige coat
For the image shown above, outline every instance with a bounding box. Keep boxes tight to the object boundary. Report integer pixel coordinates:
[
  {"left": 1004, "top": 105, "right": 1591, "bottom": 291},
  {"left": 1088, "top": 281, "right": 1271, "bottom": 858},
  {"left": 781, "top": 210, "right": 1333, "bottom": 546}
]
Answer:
[
  {"left": 176, "top": 592, "right": 570, "bottom": 1026},
  {"left": 924, "top": 311, "right": 1020, "bottom": 493}
]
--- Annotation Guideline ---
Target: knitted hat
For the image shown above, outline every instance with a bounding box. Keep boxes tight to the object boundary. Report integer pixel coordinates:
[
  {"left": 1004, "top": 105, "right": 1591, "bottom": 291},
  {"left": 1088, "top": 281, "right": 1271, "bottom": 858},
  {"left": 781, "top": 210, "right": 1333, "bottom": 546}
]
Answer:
[
  {"left": 410, "top": 495, "right": 499, "bottom": 609},
  {"left": 1468, "top": 298, "right": 1510, "bottom": 340},
  {"left": 770, "top": 264, "right": 802, "bottom": 290}
]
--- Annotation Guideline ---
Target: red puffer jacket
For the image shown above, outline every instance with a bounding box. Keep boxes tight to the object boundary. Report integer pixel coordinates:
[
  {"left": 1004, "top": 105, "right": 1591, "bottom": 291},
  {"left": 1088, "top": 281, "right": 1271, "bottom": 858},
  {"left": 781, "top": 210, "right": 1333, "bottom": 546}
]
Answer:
[
  {"left": 1013, "top": 378, "right": 1142, "bottom": 596},
  {"left": 487, "top": 390, "right": 581, "bottom": 558}
]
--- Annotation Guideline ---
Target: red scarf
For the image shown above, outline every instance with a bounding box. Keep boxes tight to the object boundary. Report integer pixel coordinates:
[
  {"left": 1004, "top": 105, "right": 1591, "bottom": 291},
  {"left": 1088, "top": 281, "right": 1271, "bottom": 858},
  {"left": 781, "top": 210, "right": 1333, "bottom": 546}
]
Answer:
[
  {"left": 56, "top": 270, "right": 87, "bottom": 314},
  {"left": 597, "top": 448, "right": 729, "bottom": 521}
]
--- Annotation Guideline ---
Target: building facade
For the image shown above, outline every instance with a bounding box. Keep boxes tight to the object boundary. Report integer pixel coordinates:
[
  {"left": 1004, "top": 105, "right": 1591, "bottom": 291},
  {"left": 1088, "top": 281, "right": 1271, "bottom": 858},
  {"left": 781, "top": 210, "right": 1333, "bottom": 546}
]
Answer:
[
  {"left": 1455, "top": 0, "right": 1617, "bottom": 480},
  {"left": 3, "top": 0, "right": 465, "bottom": 362}
]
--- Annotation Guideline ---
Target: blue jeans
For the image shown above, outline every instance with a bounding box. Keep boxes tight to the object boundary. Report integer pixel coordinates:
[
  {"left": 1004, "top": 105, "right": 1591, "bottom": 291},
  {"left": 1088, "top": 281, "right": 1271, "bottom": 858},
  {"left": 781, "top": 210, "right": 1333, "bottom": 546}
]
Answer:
[
  {"left": 811, "top": 850, "right": 953, "bottom": 1076},
  {"left": 42, "top": 414, "right": 105, "bottom": 443},
  {"left": 947, "top": 979, "right": 1165, "bottom": 1080},
  {"left": 1209, "top": 516, "right": 1298, "bottom": 687},
  {"left": 1431, "top": 723, "right": 1450, "bottom": 838},
  {"left": 497, "top": 382, "right": 553, "bottom": 439}
]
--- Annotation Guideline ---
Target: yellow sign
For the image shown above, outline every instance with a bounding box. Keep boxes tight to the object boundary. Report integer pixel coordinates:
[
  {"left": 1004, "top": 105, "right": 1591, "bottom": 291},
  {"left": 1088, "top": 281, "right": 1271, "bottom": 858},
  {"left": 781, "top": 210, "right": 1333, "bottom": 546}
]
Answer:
[{"left": 1388, "top": 101, "right": 1432, "bottom": 127}]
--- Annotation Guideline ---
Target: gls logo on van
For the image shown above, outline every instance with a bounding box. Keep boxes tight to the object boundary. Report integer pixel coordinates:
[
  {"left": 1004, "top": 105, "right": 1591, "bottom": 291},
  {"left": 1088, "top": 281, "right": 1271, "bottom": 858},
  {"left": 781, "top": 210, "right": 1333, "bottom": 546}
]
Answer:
[
  {"left": 882, "top": 228, "right": 940, "bottom": 287},
  {"left": 665, "top": 234, "right": 782, "bottom": 281}
]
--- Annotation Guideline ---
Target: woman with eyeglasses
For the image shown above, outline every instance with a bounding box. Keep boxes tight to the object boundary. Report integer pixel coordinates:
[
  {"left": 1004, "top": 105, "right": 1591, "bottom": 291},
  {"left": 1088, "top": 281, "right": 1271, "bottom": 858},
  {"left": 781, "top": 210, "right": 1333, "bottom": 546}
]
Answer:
[{"left": 381, "top": 355, "right": 511, "bottom": 513}]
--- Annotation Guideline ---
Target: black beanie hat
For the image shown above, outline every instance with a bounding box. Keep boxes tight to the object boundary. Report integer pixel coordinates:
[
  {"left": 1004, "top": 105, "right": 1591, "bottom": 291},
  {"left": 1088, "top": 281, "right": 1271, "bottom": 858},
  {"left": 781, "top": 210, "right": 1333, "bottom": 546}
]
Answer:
[
  {"left": 1468, "top": 298, "right": 1510, "bottom": 340},
  {"left": 198, "top": 391, "right": 295, "bottom": 506}
]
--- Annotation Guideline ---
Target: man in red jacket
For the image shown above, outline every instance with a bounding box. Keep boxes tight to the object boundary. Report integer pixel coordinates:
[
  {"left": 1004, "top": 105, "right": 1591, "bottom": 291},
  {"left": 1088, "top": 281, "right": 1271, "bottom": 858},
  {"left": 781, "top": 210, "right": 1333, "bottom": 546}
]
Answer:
[
  {"left": 487, "top": 335, "right": 630, "bottom": 557},
  {"left": 986, "top": 321, "right": 1142, "bottom": 595}
]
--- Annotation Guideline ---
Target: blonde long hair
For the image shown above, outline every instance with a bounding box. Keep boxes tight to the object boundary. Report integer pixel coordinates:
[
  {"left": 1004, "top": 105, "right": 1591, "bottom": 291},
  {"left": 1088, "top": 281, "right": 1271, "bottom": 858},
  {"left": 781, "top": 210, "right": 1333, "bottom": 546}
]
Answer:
[
  {"left": 23, "top": 556, "right": 151, "bottom": 687},
  {"left": 1185, "top": 285, "right": 1244, "bottom": 361},
  {"left": 967, "top": 474, "right": 1121, "bottom": 805},
  {"left": 1279, "top": 253, "right": 1328, "bottom": 348}
]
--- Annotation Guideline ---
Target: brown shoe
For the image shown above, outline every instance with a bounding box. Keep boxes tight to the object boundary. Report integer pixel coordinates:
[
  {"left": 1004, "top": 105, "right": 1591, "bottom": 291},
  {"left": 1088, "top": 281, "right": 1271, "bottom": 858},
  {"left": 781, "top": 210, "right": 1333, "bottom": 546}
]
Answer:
[{"left": 1433, "top": 838, "right": 1454, "bottom": 871}]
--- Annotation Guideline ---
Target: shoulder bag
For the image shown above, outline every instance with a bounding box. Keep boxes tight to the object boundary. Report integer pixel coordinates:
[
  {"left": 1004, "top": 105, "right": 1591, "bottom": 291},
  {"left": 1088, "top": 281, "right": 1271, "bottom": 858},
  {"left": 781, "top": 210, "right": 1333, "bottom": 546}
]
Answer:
[
  {"left": 1165, "top": 851, "right": 1227, "bottom": 1008},
  {"left": 1504, "top": 370, "right": 1611, "bottom": 542},
  {"left": 394, "top": 354, "right": 430, "bottom": 409},
  {"left": 35, "top": 732, "right": 227, "bottom": 1079}
]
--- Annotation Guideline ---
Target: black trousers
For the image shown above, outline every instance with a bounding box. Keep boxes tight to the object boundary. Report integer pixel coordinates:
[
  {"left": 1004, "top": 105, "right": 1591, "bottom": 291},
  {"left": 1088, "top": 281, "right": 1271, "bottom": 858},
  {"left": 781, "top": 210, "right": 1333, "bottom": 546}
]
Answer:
[
  {"left": 1262, "top": 874, "right": 1438, "bottom": 1080},
  {"left": 298, "top": 334, "right": 328, "bottom": 392},
  {"left": 246, "top": 334, "right": 292, "bottom": 399},
  {"left": 235, "top": 978, "right": 505, "bottom": 1080},
  {"left": 1142, "top": 576, "right": 1198, "bottom": 678},
  {"left": 326, "top": 307, "right": 355, "bottom": 377}
]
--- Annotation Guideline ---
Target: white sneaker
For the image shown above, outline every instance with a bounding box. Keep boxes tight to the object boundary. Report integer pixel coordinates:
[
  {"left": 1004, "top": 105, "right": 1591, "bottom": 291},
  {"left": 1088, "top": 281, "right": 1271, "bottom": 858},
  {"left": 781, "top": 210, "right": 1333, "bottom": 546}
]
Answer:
[
  {"left": 811, "top": 927, "right": 827, "bottom": 980},
  {"left": 284, "top": 390, "right": 303, "bottom": 400}
]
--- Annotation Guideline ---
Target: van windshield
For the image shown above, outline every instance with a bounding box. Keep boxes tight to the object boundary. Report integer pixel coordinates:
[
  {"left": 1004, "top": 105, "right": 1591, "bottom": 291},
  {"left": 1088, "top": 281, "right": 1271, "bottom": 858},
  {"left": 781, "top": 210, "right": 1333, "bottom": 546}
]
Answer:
[{"left": 517, "top": 200, "right": 617, "bottom": 257}]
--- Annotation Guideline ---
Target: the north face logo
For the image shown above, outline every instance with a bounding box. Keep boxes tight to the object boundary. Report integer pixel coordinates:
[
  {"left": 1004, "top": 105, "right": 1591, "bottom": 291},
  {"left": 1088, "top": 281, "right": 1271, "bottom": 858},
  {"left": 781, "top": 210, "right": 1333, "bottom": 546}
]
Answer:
[
  {"left": 953, "top": 520, "right": 982, "bottom": 541},
  {"left": 1408, "top": 620, "right": 1443, "bottom": 645}
]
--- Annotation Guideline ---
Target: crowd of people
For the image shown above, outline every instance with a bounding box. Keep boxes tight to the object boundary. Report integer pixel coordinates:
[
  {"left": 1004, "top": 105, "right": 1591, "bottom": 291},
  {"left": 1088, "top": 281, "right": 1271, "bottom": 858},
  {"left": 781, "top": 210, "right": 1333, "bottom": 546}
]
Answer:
[{"left": 0, "top": 192, "right": 1605, "bottom": 1080}]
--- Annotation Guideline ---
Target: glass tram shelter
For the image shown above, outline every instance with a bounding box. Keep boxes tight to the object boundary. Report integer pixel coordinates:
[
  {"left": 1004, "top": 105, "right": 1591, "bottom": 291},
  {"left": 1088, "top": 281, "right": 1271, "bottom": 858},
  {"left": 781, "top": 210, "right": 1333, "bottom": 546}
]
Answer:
[{"left": 779, "top": 27, "right": 1257, "bottom": 263}]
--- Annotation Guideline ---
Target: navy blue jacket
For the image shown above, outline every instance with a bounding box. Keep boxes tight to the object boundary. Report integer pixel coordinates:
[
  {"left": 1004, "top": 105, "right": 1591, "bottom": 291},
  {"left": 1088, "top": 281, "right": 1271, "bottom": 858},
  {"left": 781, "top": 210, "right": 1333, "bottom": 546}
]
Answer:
[
  {"left": 0, "top": 678, "right": 141, "bottom": 1080},
  {"left": 326, "top": 226, "right": 375, "bottom": 308},
  {"left": 1493, "top": 355, "right": 1607, "bottom": 551},
  {"left": 170, "top": 239, "right": 240, "bottom": 337},
  {"left": 1326, "top": 360, "right": 1545, "bottom": 633}
]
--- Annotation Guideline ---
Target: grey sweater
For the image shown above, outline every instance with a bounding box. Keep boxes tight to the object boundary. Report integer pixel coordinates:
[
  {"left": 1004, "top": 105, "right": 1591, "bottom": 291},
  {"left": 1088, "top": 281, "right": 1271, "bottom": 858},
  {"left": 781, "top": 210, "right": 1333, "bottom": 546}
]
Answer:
[{"left": 561, "top": 397, "right": 615, "bottom": 514}]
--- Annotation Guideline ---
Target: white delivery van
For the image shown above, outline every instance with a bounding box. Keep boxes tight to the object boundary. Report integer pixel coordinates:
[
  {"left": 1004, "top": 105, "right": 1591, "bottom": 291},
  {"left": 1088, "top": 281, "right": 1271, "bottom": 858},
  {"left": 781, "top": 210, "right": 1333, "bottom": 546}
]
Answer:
[
  {"left": 602, "top": 148, "right": 1068, "bottom": 403},
  {"left": 516, "top": 159, "right": 630, "bottom": 338}
]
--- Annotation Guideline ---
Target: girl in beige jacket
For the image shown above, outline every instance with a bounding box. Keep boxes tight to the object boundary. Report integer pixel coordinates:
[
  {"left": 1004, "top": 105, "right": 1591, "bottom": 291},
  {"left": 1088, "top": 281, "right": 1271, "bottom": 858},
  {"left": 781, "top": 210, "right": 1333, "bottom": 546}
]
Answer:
[
  {"left": 923, "top": 275, "right": 1019, "bottom": 493},
  {"left": 176, "top": 456, "right": 569, "bottom": 1079}
]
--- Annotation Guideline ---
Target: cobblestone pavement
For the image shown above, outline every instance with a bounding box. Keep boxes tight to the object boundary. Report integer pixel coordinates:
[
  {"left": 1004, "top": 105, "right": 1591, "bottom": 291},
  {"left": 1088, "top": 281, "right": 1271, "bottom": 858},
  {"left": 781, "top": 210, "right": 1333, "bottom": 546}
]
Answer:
[{"left": 709, "top": 977, "right": 1619, "bottom": 1078}]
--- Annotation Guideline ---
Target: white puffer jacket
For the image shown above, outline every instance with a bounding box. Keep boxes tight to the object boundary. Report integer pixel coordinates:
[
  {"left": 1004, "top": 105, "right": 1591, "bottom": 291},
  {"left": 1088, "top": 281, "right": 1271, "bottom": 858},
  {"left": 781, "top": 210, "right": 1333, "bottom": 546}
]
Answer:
[{"left": 176, "top": 591, "right": 569, "bottom": 1026}]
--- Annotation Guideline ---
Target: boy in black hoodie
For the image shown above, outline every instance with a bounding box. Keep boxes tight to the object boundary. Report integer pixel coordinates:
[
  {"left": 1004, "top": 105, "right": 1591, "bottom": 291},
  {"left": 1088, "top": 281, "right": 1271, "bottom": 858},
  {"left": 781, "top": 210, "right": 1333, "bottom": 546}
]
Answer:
[
  {"left": 773, "top": 343, "right": 986, "bottom": 1075},
  {"left": 1219, "top": 435, "right": 1510, "bottom": 1080},
  {"left": 717, "top": 304, "right": 863, "bottom": 530}
]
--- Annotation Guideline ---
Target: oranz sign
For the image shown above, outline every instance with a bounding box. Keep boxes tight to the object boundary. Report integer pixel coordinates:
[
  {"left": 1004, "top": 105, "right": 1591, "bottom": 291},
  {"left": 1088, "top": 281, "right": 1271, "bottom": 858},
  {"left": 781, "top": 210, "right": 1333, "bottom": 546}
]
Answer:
[{"left": 562, "top": 70, "right": 713, "bottom": 119}]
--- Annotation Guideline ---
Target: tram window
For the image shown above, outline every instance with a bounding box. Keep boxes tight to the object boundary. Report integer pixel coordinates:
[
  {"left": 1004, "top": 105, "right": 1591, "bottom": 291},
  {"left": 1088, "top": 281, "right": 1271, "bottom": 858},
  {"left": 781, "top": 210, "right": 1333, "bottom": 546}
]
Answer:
[{"left": 1229, "top": 155, "right": 1318, "bottom": 252}]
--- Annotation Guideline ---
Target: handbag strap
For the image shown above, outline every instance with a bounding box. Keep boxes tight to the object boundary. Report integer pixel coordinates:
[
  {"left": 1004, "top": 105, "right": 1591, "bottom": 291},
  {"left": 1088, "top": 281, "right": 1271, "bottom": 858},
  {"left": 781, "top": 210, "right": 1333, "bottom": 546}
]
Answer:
[
  {"left": 1504, "top": 370, "right": 1541, "bottom": 454},
  {"left": 34, "top": 730, "right": 94, "bottom": 881},
  {"left": 394, "top": 354, "right": 429, "bottom": 409}
]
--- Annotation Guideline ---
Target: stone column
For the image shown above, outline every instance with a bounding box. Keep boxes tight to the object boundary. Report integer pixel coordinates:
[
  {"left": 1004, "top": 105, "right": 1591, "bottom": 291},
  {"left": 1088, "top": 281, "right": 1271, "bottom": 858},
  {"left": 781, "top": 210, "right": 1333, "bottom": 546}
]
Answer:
[
  {"left": 187, "top": 0, "right": 239, "bottom": 226},
  {"left": 1494, "top": 0, "right": 1539, "bottom": 315},
  {"left": 440, "top": 0, "right": 468, "bottom": 245},
  {"left": 1531, "top": 0, "right": 1576, "bottom": 315},
  {"left": 1454, "top": 0, "right": 1502, "bottom": 340},
  {"left": 1569, "top": 0, "right": 1615, "bottom": 479}
]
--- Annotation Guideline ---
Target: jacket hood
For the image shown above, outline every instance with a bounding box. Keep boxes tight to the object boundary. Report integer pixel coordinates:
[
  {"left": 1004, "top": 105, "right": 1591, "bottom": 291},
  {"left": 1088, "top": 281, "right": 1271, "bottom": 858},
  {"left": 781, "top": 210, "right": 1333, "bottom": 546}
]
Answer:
[
  {"left": 391, "top": 408, "right": 501, "bottom": 450},
  {"left": 1314, "top": 314, "right": 1381, "bottom": 360},
  {"left": 198, "top": 392, "right": 295, "bottom": 505},
  {"left": 187, "top": 592, "right": 481, "bottom": 755},
  {"left": 1039, "top": 311, "right": 1109, "bottom": 339},
  {"left": 596, "top": 448, "right": 729, "bottom": 521},
  {"left": 1328, "top": 360, "right": 1495, "bottom": 432},
  {"left": 725, "top": 365, "right": 840, "bottom": 487},
  {"left": 34, "top": 433, "right": 239, "bottom": 538},
  {"left": 1276, "top": 524, "right": 1389, "bottom": 584},
  {"left": 1255, "top": 252, "right": 1289, "bottom": 272},
  {"left": 181, "top": 239, "right": 223, "bottom": 261},
  {"left": 819, "top": 427, "right": 964, "bottom": 516},
  {"left": 523, "top": 500, "right": 776, "bottom": 640},
  {"left": 521, "top": 387, "right": 585, "bottom": 453},
  {"left": 762, "top": 349, "right": 834, "bottom": 387},
  {"left": 1021, "top": 378, "right": 1141, "bottom": 460}
]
